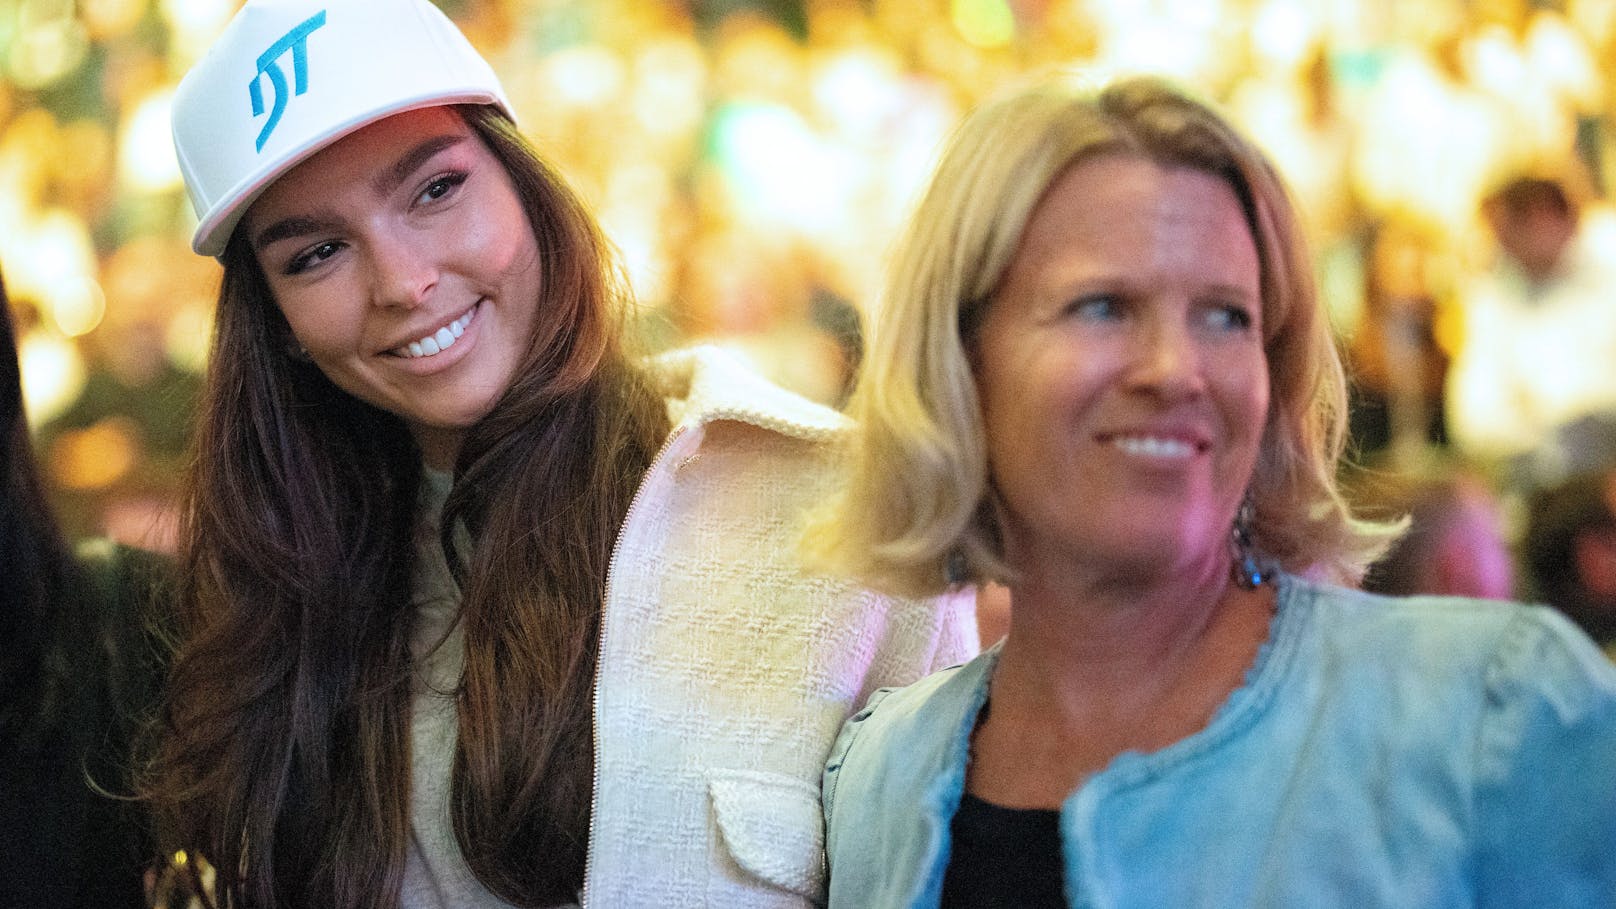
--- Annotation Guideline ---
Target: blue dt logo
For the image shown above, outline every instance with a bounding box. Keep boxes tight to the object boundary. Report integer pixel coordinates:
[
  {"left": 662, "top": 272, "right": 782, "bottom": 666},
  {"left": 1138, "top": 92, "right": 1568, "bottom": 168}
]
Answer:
[{"left": 249, "top": 10, "right": 328, "bottom": 152}]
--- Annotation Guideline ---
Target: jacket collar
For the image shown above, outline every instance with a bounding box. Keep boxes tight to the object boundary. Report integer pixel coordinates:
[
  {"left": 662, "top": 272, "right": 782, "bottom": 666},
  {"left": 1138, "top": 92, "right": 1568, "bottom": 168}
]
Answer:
[{"left": 647, "top": 345, "right": 849, "bottom": 441}]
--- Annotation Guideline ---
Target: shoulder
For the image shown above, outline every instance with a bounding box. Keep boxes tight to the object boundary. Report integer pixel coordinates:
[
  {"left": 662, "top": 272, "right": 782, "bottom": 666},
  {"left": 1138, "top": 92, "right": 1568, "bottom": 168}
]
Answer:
[
  {"left": 1285, "top": 575, "right": 1561, "bottom": 670},
  {"left": 1284, "top": 575, "right": 1616, "bottom": 723},
  {"left": 648, "top": 345, "right": 850, "bottom": 444},
  {"left": 824, "top": 649, "right": 991, "bottom": 806}
]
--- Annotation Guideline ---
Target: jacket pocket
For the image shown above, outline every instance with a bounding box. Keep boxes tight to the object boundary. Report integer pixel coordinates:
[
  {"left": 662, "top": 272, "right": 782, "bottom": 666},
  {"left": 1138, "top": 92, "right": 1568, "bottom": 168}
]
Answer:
[{"left": 708, "top": 767, "right": 825, "bottom": 902}]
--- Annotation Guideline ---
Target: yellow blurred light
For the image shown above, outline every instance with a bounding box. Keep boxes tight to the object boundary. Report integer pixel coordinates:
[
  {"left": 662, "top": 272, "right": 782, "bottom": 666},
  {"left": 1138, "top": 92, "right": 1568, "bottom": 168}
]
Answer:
[
  {"left": 7, "top": 1, "right": 89, "bottom": 89},
  {"left": 713, "top": 103, "right": 846, "bottom": 233},
  {"left": 1569, "top": 0, "right": 1616, "bottom": 45},
  {"left": 82, "top": 0, "right": 148, "bottom": 40},
  {"left": 951, "top": 0, "right": 1014, "bottom": 49},
  {"left": 50, "top": 275, "right": 107, "bottom": 337},
  {"left": 712, "top": 16, "right": 802, "bottom": 100},
  {"left": 17, "top": 330, "right": 85, "bottom": 428},
  {"left": 1582, "top": 205, "right": 1616, "bottom": 266},
  {"left": 1251, "top": 0, "right": 1317, "bottom": 70},
  {"left": 601, "top": 163, "right": 673, "bottom": 303},
  {"left": 119, "top": 89, "right": 184, "bottom": 193},
  {"left": 160, "top": 0, "right": 236, "bottom": 60},
  {"left": 543, "top": 45, "right": 626, "bottom": 108},
  {"left": 173, "top": 850, "right": 188, "bottom": 867},
  {"left": 51, "top": 418, "right": 140, "bottom": 492},
  {"left": 165, "top": 302, "right": 214, "bottom": 373},
  {"left": 0, "top": 109, "right": 61, "bottom": 216},
  {"left": 54, "top": 120, "right": 115, "bottom": 200},
  {"left": 631, "top": 39, "right": 707, "bottom": 138},
  {"left": 9, "top": 209, "right": 97, "bottom": 303},
  {"left": 1524, "top": 12, "right": 1601, "bottom": 110},
  {"left": 812, "top": 48, "right": 903, "bottom": 137}
]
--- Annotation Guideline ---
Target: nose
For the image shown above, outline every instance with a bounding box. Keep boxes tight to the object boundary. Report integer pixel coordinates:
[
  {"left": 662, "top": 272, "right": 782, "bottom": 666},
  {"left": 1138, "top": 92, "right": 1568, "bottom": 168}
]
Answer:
[
  {"left": 366, "top": 229, "right": 437, "bottom": 309},
  {"left": 1127, "top": 313, "right": 1206, "bottom": 400}
]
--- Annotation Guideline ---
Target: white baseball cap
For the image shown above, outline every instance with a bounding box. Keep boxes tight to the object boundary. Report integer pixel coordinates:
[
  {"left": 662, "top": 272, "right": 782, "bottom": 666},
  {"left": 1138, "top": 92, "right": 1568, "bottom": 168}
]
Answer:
[{"left": 172, "top": 0, "right": 513, "bottom": 257}]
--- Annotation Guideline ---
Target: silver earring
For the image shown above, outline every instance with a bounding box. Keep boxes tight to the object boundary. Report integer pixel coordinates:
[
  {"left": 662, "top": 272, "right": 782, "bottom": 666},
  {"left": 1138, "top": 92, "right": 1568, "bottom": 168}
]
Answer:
[{"left": 1230, "top": 494, "right": 1267, "bottom": 589}]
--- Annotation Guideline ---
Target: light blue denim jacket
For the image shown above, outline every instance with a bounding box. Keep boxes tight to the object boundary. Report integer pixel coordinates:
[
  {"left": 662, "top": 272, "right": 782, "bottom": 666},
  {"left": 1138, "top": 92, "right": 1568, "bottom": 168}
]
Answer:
[{"left": 822, "top": 575, "right": 1616, "bottom": 908}]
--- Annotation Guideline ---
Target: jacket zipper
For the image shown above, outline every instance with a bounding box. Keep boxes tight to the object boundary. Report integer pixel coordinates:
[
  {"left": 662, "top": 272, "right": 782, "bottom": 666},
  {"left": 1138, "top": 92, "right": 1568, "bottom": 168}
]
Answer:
[
  {"left": 579, "top": 424, "right": 685, "bottom": 908},
  {"left": 575, "top": 375, "right": 837, "bottom": 905}
]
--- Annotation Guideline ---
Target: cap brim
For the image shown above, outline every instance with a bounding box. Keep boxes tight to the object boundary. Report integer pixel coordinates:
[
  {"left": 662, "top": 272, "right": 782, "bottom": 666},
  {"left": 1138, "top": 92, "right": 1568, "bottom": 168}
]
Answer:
[{"left": 190, "top": 91, "right": 508, "bottom": 257}]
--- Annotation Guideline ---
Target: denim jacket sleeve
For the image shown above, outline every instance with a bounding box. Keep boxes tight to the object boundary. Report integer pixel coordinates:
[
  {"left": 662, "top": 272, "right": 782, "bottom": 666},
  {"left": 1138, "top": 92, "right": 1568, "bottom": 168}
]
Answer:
[
  {"left": 822, "top": 686, "right": 899, "bottom": 844},
  {"left": 1472, "top": 607, "right": 1616, "bottom": 906}
]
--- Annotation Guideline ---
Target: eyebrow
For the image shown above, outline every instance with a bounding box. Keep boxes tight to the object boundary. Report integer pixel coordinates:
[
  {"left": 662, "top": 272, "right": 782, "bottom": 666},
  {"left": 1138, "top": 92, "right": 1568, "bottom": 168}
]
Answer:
[
  {"left": 251, "top": 133, "right": 470, "bottom": 253},
  {"left": 373, "top": 133, "right": 466, "bottom": 197}
]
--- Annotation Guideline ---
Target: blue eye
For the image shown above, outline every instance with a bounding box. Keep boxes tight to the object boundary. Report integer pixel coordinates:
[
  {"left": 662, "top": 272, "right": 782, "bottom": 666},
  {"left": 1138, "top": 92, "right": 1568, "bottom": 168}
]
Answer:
[
  {"left": 1068, "top": 295, "right": 1123, "bottom": 320},
  {"left": 284, "top": 240, "right": 344, "bottom": 276},
  {"left": 1205, "top": 303, "right": 1255, "bottom": 331}
]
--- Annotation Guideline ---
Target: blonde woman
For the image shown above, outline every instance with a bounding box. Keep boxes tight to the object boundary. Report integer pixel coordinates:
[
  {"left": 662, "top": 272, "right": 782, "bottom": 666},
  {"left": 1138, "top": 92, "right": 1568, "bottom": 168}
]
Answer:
[{"left": 817, "top": 76, "right": 1616, "bottom": 907}]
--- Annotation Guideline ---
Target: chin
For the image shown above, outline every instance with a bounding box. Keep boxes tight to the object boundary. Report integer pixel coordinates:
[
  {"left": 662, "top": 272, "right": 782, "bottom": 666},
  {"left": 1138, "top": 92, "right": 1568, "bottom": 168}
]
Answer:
[{"left": 1089, "top": 531, "right": 1221, "bottom": 580}]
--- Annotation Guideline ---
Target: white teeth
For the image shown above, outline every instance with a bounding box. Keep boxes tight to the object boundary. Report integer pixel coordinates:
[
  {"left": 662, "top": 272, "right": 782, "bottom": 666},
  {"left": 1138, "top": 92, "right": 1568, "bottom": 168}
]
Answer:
[
  {"left": 1113, "top": 436, "right": 1195, "bottom": 458},
  {"left": 392, "top": 305, "right": 475, "bottom": 358}
]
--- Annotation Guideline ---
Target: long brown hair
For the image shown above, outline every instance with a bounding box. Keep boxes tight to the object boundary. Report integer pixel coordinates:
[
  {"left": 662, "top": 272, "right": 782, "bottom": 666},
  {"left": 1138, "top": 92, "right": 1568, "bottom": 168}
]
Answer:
[{"left": 144, "top": 105, "right": 668, "bottom": 907}]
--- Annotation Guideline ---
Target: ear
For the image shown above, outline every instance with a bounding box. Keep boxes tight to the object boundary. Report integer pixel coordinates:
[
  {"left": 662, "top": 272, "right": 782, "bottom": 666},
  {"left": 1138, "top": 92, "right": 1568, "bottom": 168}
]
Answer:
[{"left": 1572, "top": 531, "right": 1616, "bottom": 598}]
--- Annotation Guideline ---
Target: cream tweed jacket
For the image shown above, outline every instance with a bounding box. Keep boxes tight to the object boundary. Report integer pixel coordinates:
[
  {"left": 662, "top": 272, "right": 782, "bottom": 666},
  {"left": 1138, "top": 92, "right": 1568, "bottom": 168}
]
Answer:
[{"left": 581, "top": 346, "right": 978, "bottom": 908}]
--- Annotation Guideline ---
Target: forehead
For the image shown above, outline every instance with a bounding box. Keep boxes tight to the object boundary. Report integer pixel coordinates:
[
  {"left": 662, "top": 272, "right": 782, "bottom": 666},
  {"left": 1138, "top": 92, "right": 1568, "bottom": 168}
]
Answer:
[
  {"left": 1013, "top": 154, "right": 1258, "bottom": 278},
  {"left": 245, "top": 105, "right": 474, "bottom": 225}
]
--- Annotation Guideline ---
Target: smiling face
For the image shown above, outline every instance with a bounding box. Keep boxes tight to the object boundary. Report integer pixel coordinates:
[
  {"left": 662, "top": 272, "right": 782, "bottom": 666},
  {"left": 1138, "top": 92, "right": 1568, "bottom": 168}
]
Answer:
[
  {"left": 972, "top": 155, "right": 1269, "bottom": 584},
  {"left": 245, "top": 105, "right": 542, "bottom": 467}
]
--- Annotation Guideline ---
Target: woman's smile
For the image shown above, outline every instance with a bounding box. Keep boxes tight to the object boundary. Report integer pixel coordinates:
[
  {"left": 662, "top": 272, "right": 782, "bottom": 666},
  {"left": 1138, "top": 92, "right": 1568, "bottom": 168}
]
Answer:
[
  {"left": 245, "top": 106, "right": 544, "bottom": 466},
  {"left": 972, "top": 154, "right": 1268, "bottom": 578},
  {"left": 388, "top": 300, "right": 478, "bottom": 359}
]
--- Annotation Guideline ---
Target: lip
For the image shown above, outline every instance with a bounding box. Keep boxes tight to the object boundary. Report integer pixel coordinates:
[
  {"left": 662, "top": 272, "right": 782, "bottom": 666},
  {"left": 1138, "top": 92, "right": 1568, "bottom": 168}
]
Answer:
[
  {"left": 1095, "top": 427, "right": 1211, "bottom": 456},
  {"left": 384, "top": 301, "right": 479, "bottom": 357},
  {"left": 379, "top": 300, "right": 481, "bottom": 374}
]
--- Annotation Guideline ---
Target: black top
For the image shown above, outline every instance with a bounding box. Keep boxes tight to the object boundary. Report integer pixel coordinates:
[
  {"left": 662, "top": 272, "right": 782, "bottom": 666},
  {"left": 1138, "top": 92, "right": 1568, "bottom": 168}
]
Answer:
[
  {"left": 940, "top": 791, "right": 1067, "bottom": 908},
  {"left": 0, "top": 544, "right": 171, "bottom": 909}
]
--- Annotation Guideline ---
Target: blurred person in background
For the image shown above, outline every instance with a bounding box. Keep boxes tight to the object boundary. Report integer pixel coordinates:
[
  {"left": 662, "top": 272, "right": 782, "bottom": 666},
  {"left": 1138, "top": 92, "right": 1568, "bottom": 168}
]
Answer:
[
  {"left": 1343, "top": 218, "right": 1451, "bottom": 467},
  {"left": 815, "top": 75, "right": 1616, "bottom": 907},
  {"left": 1446, "top": 172, "right": 1616, "bottom": 491},
  {"left": 1355, "top": 468, "right": 1515, "bottom": 600},
  {"left": 1, "top": 269, "right": 168, "bottom": 906},
  {"left": 1524, "top": 467, "right": 1616, "bottom": 659},
  {"left": 143, "top": 0, "right": 974, "bottom": 905}
]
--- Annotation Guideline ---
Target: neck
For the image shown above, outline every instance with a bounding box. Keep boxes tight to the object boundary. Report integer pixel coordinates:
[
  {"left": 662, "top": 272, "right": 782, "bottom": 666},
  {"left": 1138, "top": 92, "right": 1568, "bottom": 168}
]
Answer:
[
  {"left": 411, "top": 423, "right": 463, "bottom": 472},
  {"left": 964, "top": 551, "right": 1276, "bottom": 807},
  {"left": 993, "top": 548, "right": 1266, "bottom": 720}
]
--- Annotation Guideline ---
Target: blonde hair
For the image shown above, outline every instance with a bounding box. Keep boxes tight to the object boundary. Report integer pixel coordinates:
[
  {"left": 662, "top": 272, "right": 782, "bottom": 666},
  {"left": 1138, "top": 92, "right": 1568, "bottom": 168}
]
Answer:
[{"left": 814, "top": 74, "right": 1394, "bottom": 598}]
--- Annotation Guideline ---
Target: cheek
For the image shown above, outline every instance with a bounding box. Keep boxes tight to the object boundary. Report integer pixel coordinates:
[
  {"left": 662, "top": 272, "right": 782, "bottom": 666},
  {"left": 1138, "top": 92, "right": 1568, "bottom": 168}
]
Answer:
[
  {"left": 1222, "top": 351, "right": 1270, "bottom": 439},
  {"left": 280, "top": 302, "right": 356, "bottom": 356},
  {"left": 462, "top": 185, "right": 541, "bottom": 277}
]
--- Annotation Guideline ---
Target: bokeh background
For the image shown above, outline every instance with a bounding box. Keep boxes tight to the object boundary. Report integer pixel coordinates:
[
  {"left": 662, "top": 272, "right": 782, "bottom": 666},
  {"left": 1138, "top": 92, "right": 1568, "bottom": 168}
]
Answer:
[{"left": 3, "top": 0, "right": 1615, "bottom": 556}]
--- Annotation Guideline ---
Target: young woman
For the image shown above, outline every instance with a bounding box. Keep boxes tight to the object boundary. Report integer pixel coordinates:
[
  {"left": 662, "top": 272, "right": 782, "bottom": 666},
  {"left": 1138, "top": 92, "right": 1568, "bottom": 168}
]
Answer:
[
  {"left": 816, "top": 75, "right": 1616, "bottom": 907},
  {"left": 149, "top": 1, "right": 975, "bottom": 905}
]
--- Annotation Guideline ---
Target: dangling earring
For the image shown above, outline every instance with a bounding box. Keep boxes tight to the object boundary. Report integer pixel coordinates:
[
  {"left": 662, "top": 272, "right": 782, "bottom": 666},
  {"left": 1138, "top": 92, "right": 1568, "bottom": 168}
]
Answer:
[{"left": 1230, "top": 493, "right": 1267, "bottom": 589}]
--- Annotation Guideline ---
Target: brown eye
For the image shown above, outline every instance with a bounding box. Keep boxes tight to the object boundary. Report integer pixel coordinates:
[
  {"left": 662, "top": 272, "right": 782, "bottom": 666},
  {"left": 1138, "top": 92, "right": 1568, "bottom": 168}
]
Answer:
[
  {"left": 416, "top": 172, "right": 467, "bottom": 206},
  {"left": 285, "top": 241, "right": 344, "bottom": 276}
]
